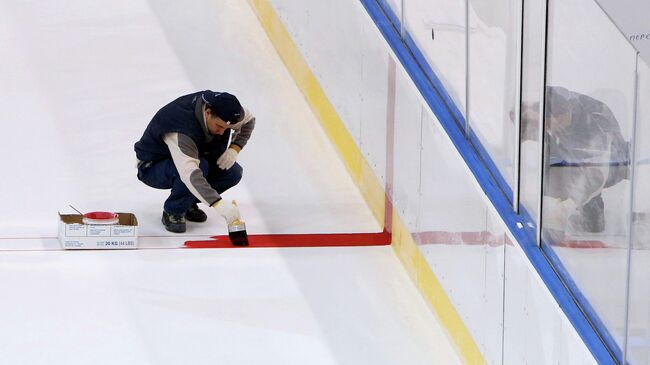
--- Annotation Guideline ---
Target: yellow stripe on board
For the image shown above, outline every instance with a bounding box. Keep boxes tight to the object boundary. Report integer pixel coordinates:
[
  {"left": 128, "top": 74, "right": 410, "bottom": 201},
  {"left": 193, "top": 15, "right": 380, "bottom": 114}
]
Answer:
[{"left": 247, "top": 1, "right": 486, "bottom": 364}]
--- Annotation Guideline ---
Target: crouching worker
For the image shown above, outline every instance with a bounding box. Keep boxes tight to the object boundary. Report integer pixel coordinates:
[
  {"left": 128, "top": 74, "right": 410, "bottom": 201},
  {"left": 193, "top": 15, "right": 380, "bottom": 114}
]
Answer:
[
  {"left": 518, "top": 86, "right": 629, "bottom": 234},
  {"left": 134, "top": 91, "right": 256, "bottom": 233}
]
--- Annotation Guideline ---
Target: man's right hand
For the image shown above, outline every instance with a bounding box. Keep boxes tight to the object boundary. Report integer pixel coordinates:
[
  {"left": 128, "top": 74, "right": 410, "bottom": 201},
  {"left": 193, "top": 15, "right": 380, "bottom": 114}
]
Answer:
[{"left": 212, "top": 199, "right": 241, "bottom": 224}]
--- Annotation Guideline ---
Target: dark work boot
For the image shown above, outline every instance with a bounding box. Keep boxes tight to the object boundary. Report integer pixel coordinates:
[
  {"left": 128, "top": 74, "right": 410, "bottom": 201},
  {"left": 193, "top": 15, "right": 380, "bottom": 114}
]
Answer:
[
  {"left": 185, "top": 204, "right": 207, "bottom": 223},
  {"left": 162, "top": 211, "right": 186, "bottom": 233},
  {"left": 569, "top": 195, "right": 605, "bottom": 233},
  {"left": 581, "top": 195, "right": 605, "bottom": 233}
]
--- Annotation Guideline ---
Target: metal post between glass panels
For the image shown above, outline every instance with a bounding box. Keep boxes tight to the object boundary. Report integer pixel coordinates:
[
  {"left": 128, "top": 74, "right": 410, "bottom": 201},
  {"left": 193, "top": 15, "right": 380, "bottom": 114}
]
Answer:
[{"left": 513, "top": 0, "right": 525, "bottom": 213}]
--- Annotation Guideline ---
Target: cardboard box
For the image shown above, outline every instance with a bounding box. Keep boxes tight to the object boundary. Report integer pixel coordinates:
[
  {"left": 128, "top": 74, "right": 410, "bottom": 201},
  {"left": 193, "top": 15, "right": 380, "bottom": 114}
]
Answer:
[{"left": 58, "top": 213, "right": 138, "bottom": 250}]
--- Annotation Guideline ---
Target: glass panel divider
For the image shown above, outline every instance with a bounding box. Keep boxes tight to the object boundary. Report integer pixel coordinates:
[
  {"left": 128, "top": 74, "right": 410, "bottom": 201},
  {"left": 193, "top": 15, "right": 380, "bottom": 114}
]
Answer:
[{"left": 513, "top": 0, "right": 525, "bottom": 213}]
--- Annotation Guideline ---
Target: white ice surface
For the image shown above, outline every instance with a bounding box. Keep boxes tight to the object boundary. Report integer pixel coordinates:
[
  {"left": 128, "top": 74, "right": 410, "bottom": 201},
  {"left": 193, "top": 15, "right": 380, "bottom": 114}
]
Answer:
[
  {"left": 0, "top": 2, "right": 463, "bottom": 364},
  {"left": 0, "top": 0, "right": 380, "bottom": 249},
  {"left": 0, "top": 246, "right": 462, "bottom": 365}
]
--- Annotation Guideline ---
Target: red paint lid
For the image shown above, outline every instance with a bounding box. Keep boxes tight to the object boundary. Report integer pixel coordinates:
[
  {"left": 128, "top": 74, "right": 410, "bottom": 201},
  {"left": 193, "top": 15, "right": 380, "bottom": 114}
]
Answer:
[{"left": 83, "top": 211, "right": 118, "bottom": 220}]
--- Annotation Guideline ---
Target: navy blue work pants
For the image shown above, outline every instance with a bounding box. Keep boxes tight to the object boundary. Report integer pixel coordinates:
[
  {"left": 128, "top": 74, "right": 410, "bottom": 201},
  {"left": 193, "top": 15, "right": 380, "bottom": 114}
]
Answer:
[{"left": 137, "top": 158, "right": 242, "bottom": 214}]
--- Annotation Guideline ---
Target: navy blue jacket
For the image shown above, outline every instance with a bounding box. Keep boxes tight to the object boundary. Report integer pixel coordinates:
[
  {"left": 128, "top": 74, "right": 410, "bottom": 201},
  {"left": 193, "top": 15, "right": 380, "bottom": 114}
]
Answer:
[{"left": 134, "top": 91, "right": 230, "bottom": 162}]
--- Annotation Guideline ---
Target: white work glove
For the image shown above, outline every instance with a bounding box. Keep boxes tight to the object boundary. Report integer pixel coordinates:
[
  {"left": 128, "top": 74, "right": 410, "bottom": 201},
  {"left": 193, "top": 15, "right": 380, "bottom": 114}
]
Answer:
[
  {"left": 542, "top": 196, "right": 577, "bottom": 231},
  {"left": 212, "top": 199, "right": 241, "bottom": 224},
  {"left": 217, "top": 147, "right": 239, "bottom": 170}
]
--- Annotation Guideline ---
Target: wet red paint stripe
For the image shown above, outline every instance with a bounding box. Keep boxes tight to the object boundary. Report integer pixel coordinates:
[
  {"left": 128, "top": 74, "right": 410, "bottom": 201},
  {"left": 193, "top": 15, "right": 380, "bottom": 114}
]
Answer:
[
  {"left": 183, "top": 230, "right": 391, "bottom": 248},
  {"left": 184, "top": 229, "right": 606, "bottom": 249}
]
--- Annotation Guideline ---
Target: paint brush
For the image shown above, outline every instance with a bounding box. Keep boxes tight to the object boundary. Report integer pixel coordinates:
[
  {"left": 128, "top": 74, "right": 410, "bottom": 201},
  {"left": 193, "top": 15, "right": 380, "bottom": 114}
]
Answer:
[
  {"left": 228, "top": 219, "right": 249, "bottom": 246},
  {"left": 227, "top": 201, "right": 248, "bottom": 246}
]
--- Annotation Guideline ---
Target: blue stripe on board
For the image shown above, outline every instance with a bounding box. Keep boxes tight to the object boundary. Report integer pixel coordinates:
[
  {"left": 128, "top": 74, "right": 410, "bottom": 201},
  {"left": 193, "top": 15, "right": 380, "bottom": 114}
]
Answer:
[{"left": 360, "top": 0, "right": 618, "bottom": 363}]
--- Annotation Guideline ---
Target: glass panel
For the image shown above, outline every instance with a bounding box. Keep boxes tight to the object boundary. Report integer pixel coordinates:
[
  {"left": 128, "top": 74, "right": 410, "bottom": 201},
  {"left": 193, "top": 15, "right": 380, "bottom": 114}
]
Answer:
[
  {"left": 626, "top": 53, "right": 650, "bottom": 365},
  {"left": 402, "top": 0, "right": 467, "bottom": 117},
  {"left": 543, "top": 0, "right": 638, "bottom": 357},
  {"left": 467, "top": 0, "right": 520, "bottom": 196},
  {"left": 383, "top": 0, "right": 402, "bottom": 21}
]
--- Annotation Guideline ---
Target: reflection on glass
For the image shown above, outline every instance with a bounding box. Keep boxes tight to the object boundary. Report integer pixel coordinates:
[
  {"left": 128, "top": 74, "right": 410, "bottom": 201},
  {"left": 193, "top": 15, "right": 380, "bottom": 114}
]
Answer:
[
  {"left": 402, "top": 0, "right": 467, "bottom": 114},
  {"left": 384, "top": 0, "right": 402, "bottom": 21},
  {"left": 540, "top": 86, "right": 630, "bottom": 238}
]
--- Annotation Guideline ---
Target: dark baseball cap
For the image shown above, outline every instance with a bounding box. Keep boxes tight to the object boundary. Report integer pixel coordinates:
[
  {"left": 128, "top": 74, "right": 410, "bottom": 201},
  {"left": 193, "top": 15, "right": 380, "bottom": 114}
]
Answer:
[{"left": 202, "top": 91, "right": 243, "bottom": 124}]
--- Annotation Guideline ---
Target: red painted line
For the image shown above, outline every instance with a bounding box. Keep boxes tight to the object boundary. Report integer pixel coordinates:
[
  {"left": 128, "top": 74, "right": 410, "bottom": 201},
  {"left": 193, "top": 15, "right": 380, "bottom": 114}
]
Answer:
[{"left": 183, "top": 230, "right": 391, "bottom": 248}]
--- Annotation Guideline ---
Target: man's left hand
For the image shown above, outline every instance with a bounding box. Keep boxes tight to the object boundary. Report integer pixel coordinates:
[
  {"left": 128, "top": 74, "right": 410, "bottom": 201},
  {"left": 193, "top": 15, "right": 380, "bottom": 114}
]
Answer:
[{"left": 217, "top": 146, "right": 240, "bottom": 170}]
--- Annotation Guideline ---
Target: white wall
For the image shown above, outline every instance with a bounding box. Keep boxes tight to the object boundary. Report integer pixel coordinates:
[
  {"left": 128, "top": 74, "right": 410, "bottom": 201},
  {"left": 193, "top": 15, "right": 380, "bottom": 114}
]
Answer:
[{"left": 595, "top": 0, "right": 650, "bottom": 63}]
